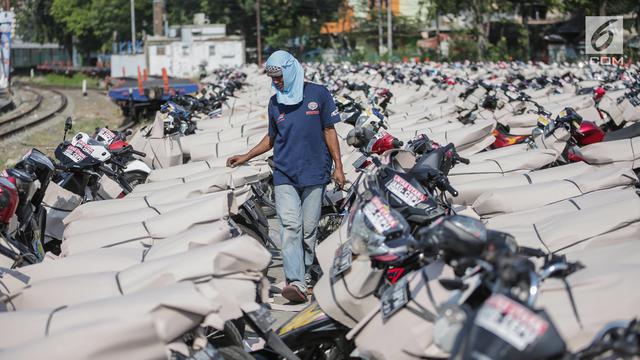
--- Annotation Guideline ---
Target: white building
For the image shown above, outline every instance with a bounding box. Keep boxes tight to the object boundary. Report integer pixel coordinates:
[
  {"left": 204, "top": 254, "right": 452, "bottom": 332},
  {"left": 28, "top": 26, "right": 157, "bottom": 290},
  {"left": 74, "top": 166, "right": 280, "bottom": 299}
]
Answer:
[
  {"left": 145, "top": 15, "right": 245, "bottom": 78},
  {"left": 110, "top": 16, "right": 245, "bottom": 79}
]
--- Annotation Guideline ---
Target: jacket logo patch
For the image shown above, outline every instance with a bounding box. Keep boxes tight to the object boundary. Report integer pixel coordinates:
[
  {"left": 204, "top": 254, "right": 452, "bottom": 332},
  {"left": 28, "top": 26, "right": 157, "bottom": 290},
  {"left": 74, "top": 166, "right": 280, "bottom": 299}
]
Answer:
[
  {"left": 331, "top": 109, "right": 339, "bottom": 117},
  {"left": 277, "top": 113, "right": 285, "bottom": 123},
  {"left": 308, "top": 101, "right": 319, "bottom": 110},
  {"left": 306, "top": 110, "right": 320, "bottom": 115}
]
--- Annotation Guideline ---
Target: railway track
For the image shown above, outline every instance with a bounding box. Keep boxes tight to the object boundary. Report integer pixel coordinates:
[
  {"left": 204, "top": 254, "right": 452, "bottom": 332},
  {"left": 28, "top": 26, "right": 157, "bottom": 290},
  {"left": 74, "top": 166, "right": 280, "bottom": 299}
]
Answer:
[{"left": 0, "top": 87, "right": 68, "bottom": 140}]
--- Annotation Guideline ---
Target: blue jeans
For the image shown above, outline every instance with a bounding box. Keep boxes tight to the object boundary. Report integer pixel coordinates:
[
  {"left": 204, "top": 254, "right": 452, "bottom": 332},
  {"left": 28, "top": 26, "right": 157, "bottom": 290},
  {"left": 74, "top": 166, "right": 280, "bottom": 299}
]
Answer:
[{"left": 274, "top": 184, "right": 324, "bottom": 287}]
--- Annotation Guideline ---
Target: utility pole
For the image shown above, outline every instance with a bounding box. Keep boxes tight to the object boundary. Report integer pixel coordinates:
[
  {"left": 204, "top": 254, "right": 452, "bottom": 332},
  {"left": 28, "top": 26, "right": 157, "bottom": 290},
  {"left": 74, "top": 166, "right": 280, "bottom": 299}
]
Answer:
[
  {"left": 256, "top": 0, "right": 262, "bottom": 65},
  {"left": 376, "top": 0, "right": 384, "bottom": 56},
  {"left": 386, "top": 0, "right": 393, "bottom": 57},
  {"left": 435, "top": 7, "right": 440, "bottom": 61},
  {"left": 130, "top": 0, "right": 136, "bottom": 53}
]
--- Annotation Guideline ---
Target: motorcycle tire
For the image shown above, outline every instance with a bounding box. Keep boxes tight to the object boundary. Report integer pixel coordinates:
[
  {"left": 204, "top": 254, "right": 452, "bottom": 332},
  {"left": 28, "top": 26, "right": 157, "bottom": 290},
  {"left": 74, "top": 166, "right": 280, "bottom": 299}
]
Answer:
[
  {"left": 123, "top": 170, "right": 148, "bottom": 188},
  {"left": 289, "top": 337, "right": 354, "bottom": 360},
  {"left": 207, "top": 320, "right": 245, "bottom": 348},
  {"left": 217, "top": 345, "right": 254, "bottom": 360}
]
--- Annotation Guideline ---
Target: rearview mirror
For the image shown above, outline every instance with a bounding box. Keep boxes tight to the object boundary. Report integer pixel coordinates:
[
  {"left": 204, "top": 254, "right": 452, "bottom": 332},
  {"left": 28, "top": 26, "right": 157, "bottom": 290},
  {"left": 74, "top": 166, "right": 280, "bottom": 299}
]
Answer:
[{"left": 64, "top": 117, "right": 73, "bottom": 131}]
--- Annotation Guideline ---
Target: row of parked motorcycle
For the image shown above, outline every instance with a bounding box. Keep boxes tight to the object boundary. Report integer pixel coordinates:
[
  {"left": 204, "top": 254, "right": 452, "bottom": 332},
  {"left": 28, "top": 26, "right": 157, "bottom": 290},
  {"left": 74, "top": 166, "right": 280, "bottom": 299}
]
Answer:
[{"left": 0, "top": 61, "right": 639, "bottom": 359}]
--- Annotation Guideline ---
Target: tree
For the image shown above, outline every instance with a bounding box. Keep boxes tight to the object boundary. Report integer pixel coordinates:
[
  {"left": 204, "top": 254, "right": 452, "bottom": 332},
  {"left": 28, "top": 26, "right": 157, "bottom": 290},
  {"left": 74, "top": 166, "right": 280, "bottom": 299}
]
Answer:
[
  {"left": 16, "top": 0, "right": 72, "bottom": 54},
  {"left": 50, "top": 0, "right": 152, "bottom": 57}
]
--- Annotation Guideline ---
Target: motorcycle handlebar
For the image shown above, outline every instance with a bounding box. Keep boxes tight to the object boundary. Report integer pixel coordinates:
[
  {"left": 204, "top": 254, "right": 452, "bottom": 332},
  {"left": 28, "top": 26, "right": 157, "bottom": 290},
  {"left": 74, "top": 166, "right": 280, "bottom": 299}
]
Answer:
[
  {"left": 131, "top": 149, "right": 146, "bottom": 158},
  {"left": 443, "top": 182, "right": 458, "bottom": 197},
  {"left": 99, "top": 164, "right": 117, "bottom": 177}
]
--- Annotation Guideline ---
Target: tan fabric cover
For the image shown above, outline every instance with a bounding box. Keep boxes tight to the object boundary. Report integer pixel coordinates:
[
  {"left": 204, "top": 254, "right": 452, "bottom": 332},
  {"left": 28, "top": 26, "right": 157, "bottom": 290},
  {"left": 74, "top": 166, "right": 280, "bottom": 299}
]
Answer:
[
  {"left": 147, "top": 161, "right": 214, "bottom": 182},
  {"left": 313, "top": 223, "right": 383, "bottom": 327},
  {"left": 128, "top": 113, "right": 184, "bottom": 169},
  {"left": 494, "top": 196, "right": 640, "bottom": 252},
  {"left": 0, "top": 221, "right": 233, "bottom": 294},
  {"left": 472, "top": 166, "right": 637, "bottom": 216},
  {"left": 0, "top": 316, "right": 168, "bottom": 359},
  {"left": 449, "top": 149, "right": 559, "bottom": 184},
  {"left": 64, "top": 193, "right": 233, "bottom": 236},
  {"left": 5, "top": 236, "right": 270, "bottom": 310},
  {"left": 451, "top": 162, "right": 596, "bottom": 205},
  {"left": 539, "top": 239, "right": 640, "bottom": 350},
  {"left": 42, "top": 182, "right": 83, "bottom": 242},
  {"left": 0, "top": 282, "right": 226, "bottom": 347},
  {"left": 348, "top": 261, "right": 455, "bottom": 360},
  {"left": 61, "top": 195, "right": 231, "bottom": 254},
  {"left": 575, "top": 137, "right": 640, "bottom": 169},
  {"left": 485, "top": 187, "right": 634, "bottom": 229}
]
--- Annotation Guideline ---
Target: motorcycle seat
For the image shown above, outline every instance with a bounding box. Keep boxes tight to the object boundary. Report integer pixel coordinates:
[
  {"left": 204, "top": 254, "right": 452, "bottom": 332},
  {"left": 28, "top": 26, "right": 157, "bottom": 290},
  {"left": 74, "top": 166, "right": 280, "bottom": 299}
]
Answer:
[{"left": 603, "top": 122, "right": 640, "bottom": 142}]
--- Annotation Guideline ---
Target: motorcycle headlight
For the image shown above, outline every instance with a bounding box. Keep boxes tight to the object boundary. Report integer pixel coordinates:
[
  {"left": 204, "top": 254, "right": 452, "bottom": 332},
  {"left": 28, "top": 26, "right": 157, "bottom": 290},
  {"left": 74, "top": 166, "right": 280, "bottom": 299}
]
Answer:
[{"left": 347, "top": 195, "right": 410, "bottom": 256}]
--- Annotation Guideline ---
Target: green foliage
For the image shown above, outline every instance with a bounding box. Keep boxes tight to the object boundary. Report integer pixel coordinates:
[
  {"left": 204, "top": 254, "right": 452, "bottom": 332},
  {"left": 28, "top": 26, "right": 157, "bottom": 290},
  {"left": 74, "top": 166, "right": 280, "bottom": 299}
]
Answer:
[
  {"left": 41, "top": 73, "right": 100, "bottom": 88},
  {"left": 50, "top": 0, "right": 152, "bottom": 55},
  {"left": 486, "top": 37, "right": 508, "bottom": 62},
  {"left": 555, "top": 0, "right": 637, "bottom": 16},
  {"left": 449, "top": 32, "right": 479, "bottom": 61},
  {"left": 16, "top": 0, "right": 68, "bottom": 45}
]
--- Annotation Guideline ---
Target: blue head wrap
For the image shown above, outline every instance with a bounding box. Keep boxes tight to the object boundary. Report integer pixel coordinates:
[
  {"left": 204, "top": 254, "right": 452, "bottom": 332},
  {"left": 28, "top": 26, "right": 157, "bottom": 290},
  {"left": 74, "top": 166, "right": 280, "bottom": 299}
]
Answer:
[{"left": 265, "top": 50, "right": 304, "bottom": 105}]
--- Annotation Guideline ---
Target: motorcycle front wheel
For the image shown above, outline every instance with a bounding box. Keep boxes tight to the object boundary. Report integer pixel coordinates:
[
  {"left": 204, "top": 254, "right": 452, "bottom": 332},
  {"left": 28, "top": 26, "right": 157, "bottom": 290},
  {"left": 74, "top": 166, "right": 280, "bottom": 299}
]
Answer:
[
  {"left": 123, "top": 170, "right": 148, "bottom": 189},
  {"left": 291, "top": 337, "right": 354, "bottom": 360}
]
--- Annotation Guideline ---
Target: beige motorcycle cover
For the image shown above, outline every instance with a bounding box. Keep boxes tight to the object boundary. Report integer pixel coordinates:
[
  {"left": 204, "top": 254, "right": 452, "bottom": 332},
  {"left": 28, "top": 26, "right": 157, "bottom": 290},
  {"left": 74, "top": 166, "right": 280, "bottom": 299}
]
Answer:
[
  {"left": 539, "top": 239, "right": 640, "bottom": 350},
  {"left": 133, "top": 162, "right": 270, "bottom": 194},
  {"left": 0, "top": 281, "right": 234, "bottom": 348},
  {"left": 347, "top": 260, "right": 455, "bottom": 360},
  {"left": 0, "top": 221, "right": 234, "bottom": 294},
  {"left": 472, "top": 165, "right": 637, "bottom": 217},
  {"left": 3, "top": 235, "right": 270, "bottom": 311},
  {"left": 313, "top": 223, "right": 384, "bottom": 328},
  {"left": 129, "top": 112, "right": 184, "bottom": 169},
  {"left": 61, "top": 194, "right": 233, "bottom": 255},
  {"left": 493, "top": 195, "right": 640, "bottom": 252},
  {"left": 42, "top": 182, "right": 83, "bottom": 242},
  {"left": 450, "top": 161, "right": 597, "bottom": 205},
  {"left": 485, "top": 186, "right": 634, "bottom": 230},
  {"left": 574, "top": 137, "right": 640, "bottom": 170},
  {"left": 449, "top": 148, "right": 560, "bottom": 184},
  {"left": 0, "top": 315, "right": 169, "bottom": 359}
]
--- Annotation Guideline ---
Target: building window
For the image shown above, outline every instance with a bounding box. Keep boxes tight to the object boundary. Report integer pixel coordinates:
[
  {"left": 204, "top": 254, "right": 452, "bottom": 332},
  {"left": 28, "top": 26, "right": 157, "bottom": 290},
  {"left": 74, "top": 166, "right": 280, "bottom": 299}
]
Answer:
[
  {"left": 182, "top": 45, "right": 190, "bottom": 56},
  {"left": 156, "top": 46, "right": 165, "bottom": 55},
  {"left": 209, "top": 45, "right": 216, "bottom": 56}
]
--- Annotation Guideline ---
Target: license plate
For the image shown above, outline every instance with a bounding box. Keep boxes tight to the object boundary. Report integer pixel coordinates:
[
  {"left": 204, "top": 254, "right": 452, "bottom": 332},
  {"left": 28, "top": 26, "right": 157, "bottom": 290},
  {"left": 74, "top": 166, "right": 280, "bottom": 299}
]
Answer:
[
  {"left": 536, "top": 115, "right": 550, "bottom": 127},
  {"left": 380, "top": 277, "right": 410, "bottom": 320},
  {"left": 362, "top": 196, "right": 399, "bottom": 234},
  {"left": 246, "top": 305, "right": 276, "bottom": 333},
  {"left": 331, "top": 241, "right": 352, "bottom": 277},
  {"left": 97, "top": 128, "right": 116, "bottom": 144},
  {"left": 63, "top": 146, "right": 87, "bottom": 163},
  {"left": 385, "top": 174, "right": 428, "bottom": 207},
  {"left": 475, "top": 294, "right": 549, "bottom": 351},
  {"left": 352, "top": 155, "right": 368, "bottom": 169}
]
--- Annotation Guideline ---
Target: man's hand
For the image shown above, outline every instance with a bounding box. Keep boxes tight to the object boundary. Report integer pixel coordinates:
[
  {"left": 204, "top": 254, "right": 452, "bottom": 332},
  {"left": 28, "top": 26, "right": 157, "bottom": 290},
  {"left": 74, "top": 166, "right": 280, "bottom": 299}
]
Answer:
[
  {"left": 226, "top": 154, "right": 250, "bottom": 168},
  {"left": 332, "top": 167, "right": 347, "bottom": 190}
]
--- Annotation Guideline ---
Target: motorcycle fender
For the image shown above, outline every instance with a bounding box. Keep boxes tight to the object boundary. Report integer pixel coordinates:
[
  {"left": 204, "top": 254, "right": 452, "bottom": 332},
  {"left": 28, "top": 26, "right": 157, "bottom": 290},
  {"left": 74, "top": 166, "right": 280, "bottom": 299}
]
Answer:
[{"left": 124, "top": 160, "right": 152, "bottom": 174}]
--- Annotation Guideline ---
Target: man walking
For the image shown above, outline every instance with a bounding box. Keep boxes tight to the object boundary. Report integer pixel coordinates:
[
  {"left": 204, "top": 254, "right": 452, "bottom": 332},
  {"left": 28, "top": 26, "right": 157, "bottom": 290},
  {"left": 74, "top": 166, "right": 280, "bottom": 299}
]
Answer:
[{"left": 227, "top": 50, "right": 345, "bottom": 303}]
